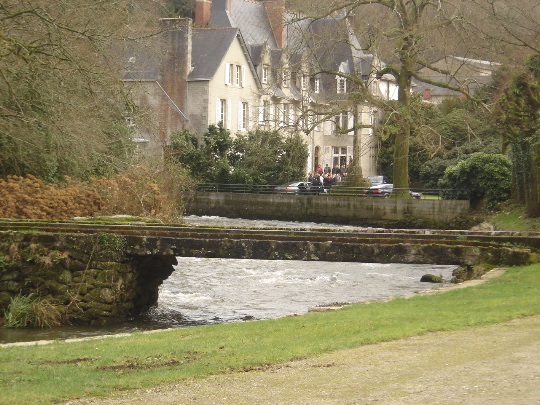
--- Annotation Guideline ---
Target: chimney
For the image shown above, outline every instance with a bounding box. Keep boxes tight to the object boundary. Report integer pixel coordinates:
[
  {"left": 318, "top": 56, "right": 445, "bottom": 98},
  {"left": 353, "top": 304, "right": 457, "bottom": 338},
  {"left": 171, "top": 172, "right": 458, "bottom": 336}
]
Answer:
[
  {"left": 424, "top": 88, "right": 431, "bottom": 100},
  {"left": 265, "top": 0, "right": 285, "bottom": 48},
  {"left": 195, "top": 0, "right": 212, "bottom": 27}
]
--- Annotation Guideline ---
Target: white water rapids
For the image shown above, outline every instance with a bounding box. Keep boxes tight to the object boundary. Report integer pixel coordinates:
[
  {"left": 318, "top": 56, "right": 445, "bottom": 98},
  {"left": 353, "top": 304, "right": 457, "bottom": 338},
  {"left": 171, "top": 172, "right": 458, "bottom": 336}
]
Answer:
[{"left": 0, "top": 216, "right": 456, "bottom": 343}]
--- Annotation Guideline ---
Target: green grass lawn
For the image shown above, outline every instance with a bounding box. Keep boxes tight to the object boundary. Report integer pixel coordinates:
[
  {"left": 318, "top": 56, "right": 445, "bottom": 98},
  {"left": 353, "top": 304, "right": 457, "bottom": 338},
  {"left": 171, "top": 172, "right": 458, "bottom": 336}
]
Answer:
[
  {"left": 488, "top": 204, "right": 540, "bottom": 232},
  {"left": 1, "top": 263, "right": 539, "bottom": 405}
]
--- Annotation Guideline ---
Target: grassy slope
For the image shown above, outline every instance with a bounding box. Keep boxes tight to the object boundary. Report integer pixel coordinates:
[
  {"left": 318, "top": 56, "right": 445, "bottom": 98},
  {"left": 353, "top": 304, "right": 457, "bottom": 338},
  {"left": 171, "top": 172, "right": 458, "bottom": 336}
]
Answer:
[
  {"left": 486, "top": 204, "right": 540, "bottom": 232},
  {"left": 1, "top": 262, "right": 539, "bottom": 405}
]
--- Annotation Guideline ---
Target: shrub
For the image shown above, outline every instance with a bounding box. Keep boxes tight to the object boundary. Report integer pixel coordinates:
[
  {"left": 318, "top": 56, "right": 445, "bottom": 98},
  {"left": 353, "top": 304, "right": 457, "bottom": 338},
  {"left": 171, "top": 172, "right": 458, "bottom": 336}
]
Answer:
[
  {"left": 438, "top": 153, "right": 512, "bottom": 209},
  {"left": 90, "top": 160, "right": 193, "bottom": 222},
  {"left": 0, "top": 161, "right": 193, "bottom": 222},
  {"left": 0, "top": 174, "right": 102, "bottom": 219},
  {"left": 3, "top": 294, "right": 66, "bottom": 328}
]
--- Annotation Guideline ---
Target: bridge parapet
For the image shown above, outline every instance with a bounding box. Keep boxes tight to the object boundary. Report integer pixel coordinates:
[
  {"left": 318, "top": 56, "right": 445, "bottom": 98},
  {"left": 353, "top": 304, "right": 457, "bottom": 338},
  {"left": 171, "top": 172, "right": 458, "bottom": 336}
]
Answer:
[{"left": 0, "top": 221, "right": 537, "bottom": 325}]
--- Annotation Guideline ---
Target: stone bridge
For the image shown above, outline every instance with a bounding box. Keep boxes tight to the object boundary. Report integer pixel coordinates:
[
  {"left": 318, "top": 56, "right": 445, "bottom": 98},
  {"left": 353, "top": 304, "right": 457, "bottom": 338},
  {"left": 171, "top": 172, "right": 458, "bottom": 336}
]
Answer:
[{"left": 0, "top": 221, "right": 538, "bottom": 325}]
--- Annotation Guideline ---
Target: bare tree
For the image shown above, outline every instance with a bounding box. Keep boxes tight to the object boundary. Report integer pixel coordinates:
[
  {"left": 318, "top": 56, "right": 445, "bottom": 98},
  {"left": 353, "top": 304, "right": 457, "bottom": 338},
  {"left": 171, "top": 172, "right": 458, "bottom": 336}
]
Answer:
[
  {"left": 0, "top": 0, "right": 164, "bottom": 180},
  {"left": 289, "top": 0, "right": 540, "bottom": 195}
]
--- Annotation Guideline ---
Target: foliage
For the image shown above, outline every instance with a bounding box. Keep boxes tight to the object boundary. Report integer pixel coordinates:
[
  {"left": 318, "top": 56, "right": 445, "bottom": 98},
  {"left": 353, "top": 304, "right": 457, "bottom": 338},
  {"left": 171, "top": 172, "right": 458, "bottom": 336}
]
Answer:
[
  {"left": 170, "top": 126, "right": 309, "bottom": 185},
  {"left": 0, "top": 0, "right": 164, "bottom": 182},
  {"left": 438, "top": 153, "right": 512, "bottom": 209},
  {"left": 495, "top": 53, "right": 540, "bottom": 217},
  {"left": 230, "top": 130, "right": 309, "bottom": 184},
  {"left": 3, "top": 294, "right": 66, "bottom": 328},
  {"left": 378, "top": 95, "right": 501, "bottom": 187}
]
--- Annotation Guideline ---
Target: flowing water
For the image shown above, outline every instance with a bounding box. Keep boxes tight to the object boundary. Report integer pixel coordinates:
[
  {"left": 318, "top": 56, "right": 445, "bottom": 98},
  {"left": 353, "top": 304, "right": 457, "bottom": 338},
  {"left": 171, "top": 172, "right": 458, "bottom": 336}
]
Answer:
[{"left": 0, "top": 216, "right": 457, "bottom": 344}]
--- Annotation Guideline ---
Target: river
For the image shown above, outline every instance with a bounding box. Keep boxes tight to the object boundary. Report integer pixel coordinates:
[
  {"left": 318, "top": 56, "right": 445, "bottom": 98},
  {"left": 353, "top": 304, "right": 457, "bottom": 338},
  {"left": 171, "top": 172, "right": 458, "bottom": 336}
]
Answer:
[{"left": 0, "top": 216, "right": 457, "bottom": 344}]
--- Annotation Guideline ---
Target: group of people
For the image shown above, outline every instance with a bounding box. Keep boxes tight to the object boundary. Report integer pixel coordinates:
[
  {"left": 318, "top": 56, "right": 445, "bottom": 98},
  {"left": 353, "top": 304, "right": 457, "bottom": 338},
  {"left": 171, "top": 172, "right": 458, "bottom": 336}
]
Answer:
[{"left": 308, "top": 164, "right": 348, "bottom": 189}]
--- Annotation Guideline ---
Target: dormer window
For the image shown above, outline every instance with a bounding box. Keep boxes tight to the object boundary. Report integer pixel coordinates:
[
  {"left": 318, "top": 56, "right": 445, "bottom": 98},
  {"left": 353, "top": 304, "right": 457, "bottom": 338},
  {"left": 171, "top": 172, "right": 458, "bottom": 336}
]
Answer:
[
  {"left": 282, "top": 70, "right": 289, "bottom": 87},
  {"left": 262, "top": 65, "right": 269, "bottom": 84},
  {"left": 314, "top": 78, "right": 320, "bottom": 93}
]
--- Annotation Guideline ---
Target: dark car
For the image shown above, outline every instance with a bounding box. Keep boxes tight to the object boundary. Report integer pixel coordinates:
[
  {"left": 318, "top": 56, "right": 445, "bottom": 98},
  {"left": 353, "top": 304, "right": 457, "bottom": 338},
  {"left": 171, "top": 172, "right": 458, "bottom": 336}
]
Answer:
[{"left": 273, "top": 181, "right": 322, "bottom": 195}]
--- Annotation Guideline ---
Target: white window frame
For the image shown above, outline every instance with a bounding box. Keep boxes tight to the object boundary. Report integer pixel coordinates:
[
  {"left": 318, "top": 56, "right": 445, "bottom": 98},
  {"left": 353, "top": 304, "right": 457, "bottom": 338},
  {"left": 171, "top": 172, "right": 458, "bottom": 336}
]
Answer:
[
  {"left": 236, "top": 65, "right": 241, "bottom": 86},
  {"left": 314, "top": 78, "right": 320, "bottom": 93}
]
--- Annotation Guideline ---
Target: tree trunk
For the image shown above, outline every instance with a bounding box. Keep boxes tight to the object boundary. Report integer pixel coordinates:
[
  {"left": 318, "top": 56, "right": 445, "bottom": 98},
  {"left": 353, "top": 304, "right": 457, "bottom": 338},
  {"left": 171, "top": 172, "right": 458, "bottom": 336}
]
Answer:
[
  {"left": 526, "top": 147, "right": 540, "bottom": 217},
  {"left": 392, "top": 68, "right": 412, "bottom": 197}
]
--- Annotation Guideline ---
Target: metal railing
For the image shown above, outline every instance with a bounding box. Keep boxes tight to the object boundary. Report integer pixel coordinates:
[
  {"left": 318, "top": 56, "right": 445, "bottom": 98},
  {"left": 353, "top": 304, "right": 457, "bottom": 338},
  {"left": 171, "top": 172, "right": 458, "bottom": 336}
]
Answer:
[{"left": 195, "top": 183, "right": 467, "bottom": 200}]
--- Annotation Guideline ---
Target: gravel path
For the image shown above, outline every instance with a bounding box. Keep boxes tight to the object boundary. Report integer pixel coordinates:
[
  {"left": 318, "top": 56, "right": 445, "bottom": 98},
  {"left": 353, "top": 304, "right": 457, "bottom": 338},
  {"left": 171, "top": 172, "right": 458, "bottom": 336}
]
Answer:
[{"left": 65, "top": 270, "right": 540, "bottom": 405}]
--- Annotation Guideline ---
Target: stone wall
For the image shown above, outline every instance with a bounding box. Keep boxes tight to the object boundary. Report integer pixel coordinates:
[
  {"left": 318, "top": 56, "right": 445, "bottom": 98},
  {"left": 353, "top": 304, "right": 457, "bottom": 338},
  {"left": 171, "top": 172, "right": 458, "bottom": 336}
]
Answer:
[
  {"left": 0, "top": 231, "right": 176, "bottom": 325},
  {"left": 185, "top": 192, "right": 470, "bottom": 226}
]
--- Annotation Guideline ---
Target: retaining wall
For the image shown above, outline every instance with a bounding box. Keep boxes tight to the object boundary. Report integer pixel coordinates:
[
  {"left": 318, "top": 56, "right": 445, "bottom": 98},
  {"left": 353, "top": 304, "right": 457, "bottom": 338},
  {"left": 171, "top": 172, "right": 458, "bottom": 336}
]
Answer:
[{"left": 185, "top": 192, "right": 470, "bottom": 225}]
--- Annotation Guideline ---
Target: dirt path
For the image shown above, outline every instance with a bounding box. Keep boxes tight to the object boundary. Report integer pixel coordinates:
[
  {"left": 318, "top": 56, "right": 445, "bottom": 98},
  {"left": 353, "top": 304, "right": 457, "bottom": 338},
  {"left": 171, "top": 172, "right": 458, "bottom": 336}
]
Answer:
[{"left": 66, "top": 271, "right": 540, "bottom": 405}]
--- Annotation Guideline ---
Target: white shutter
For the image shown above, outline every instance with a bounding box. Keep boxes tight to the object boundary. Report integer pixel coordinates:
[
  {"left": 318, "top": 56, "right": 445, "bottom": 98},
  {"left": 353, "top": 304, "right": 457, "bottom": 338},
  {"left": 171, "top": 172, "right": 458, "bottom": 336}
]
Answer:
[
  {"left": 269, "top": 104, "right": 274, "bottom": 124},
  {"left": 227, "top": 100, "right": 232, "bottom": 129},
  {"left": 238, "top": 102, "right": 243, "bottom": 130},
  {"left": 216, "top": 99, "right": 221, "bottom": 123},
  {"left": 248, "top": 103, "right": 252, "bottom": 130},
  {"left": 242, "top": 66, "right": 246, "bottom": 88},
  {"left": 225, "top": 63, "right": 231, "bottom": 85}
]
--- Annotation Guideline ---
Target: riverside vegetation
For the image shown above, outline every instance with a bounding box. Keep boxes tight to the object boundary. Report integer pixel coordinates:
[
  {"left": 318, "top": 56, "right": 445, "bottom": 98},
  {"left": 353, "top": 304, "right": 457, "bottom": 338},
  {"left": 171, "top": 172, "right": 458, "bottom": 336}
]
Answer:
[{"left": 0, "top": 262, "right": 539, "bottom": 405}]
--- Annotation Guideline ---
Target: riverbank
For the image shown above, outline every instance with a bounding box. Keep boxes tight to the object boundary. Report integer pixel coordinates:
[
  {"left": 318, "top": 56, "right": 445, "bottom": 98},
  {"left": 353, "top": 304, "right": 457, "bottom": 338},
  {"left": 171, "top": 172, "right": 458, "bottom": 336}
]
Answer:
[{"left": 1, "top": 263, "right": 539, "bottom": 405}]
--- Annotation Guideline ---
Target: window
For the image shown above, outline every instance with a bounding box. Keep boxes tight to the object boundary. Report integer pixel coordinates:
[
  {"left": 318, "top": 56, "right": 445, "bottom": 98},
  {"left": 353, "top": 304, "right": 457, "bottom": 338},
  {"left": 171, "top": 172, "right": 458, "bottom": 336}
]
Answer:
[
  {"left": 288, "top": 105, "right": 295, "bottom": 126},
  {"left": 262, "top": 65, "right": 269, "bottom": 84},
  {"left": 216, "top": 99, "right": 231, "bottom": 129},
  {"left": 279, "top": 103, "right": 286, "bottom": 126},
  {"left": 282, "top": 70, "right": 289, "bottom": 87},
  {"left": 335, "top": 111, "right": 348, "bottom": 132},
  {"left": 259, "top": 100, "right": 268, "bottom": 124},
  {"left": 332, "top": 146, "right": 348, "bottom": 169},
  {"left": 236, "top": 65, "right": 241, "bottom": 86},
  {"left": 336, "top": 76, "right": 347, "bottom": 94},
  {"left": 314, "top": 78, "right": 320, "bottom": 93},
  {"left": 239, "top": 102, "right": 248, "bottom": 130},
  {"left": 301, "top": 75, "right": 308, "bottom": 91},
  {"left": 217, "top": 99, "right": 226, "bottom": 125}
]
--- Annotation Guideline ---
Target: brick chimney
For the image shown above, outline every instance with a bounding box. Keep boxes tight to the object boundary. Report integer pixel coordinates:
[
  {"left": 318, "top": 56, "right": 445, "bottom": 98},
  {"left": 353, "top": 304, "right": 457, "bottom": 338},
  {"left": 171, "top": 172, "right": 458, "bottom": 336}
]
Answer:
[
  {"left": 424, "top": 88, "right": 431, "bottom": 100},
  {"left": 265, "top": 0, "right": 285, "bottom": 48},
  {"left": 195, "top": 0, "right": 212, "bottom": 27}
]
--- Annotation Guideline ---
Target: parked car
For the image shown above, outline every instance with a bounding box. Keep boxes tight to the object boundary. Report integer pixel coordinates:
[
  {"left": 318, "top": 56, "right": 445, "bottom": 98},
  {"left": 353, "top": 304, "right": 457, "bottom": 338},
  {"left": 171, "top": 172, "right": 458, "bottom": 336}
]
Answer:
[
  {"left": 363, "top": 183, "right": 394, "bottom": 197},
  {"left": 273, "top": 181, "right": 323, "bottom": 195},
  {"left": 364, "top": 176, "right": 421, "bottom": 199}
]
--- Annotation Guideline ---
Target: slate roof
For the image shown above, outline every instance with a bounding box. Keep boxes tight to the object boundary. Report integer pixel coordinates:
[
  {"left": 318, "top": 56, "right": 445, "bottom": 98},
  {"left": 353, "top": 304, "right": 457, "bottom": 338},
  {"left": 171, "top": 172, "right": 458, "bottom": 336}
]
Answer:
[
  {"left": 210, "top": 0, "right": 277, "bottom": 48},
  {"left": 120, "top": 40, "right": 161, "bottom": 81},
  {"left": 188, "top": 28, "right": 239, "bottom": 81}
]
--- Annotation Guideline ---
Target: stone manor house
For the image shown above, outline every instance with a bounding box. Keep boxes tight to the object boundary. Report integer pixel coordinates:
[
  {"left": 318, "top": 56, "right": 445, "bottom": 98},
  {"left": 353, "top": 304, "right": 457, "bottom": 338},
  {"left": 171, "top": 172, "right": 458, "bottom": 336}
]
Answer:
[{"left": 122, "top": 0, "right": 398, "bottom": 177}]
